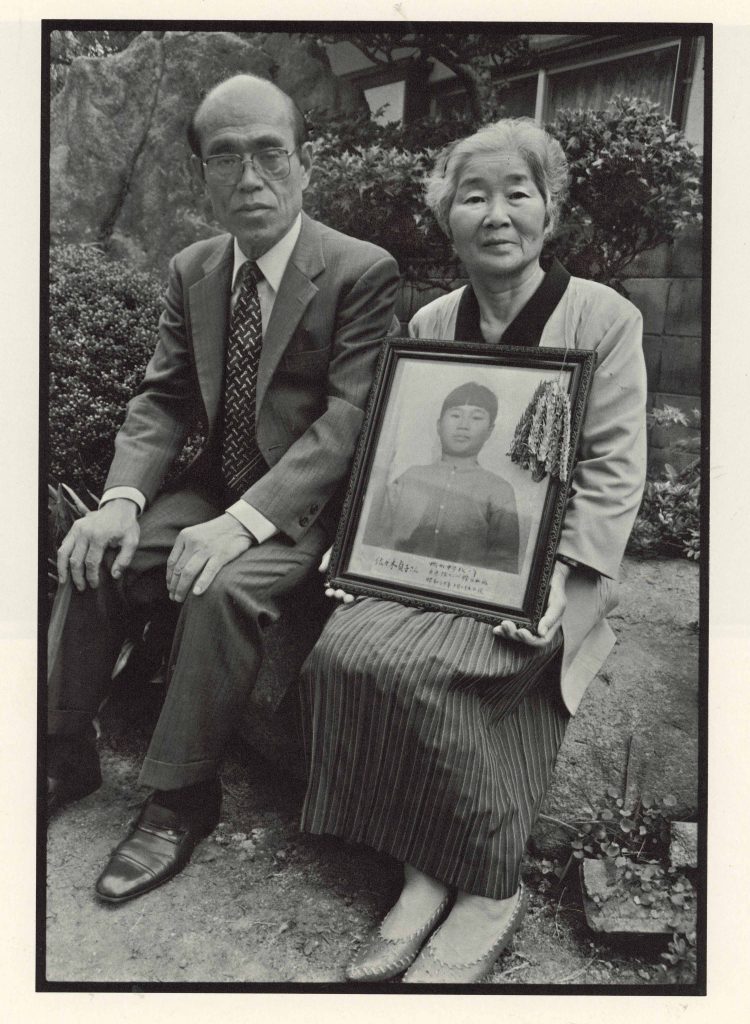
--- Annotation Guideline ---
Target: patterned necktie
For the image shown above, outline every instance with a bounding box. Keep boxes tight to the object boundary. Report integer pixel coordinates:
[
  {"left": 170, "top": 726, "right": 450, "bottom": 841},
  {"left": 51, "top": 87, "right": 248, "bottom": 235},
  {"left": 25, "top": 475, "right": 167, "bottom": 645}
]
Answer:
[{"left": 221, "top": 260, "right": 267, "bottom": 499}]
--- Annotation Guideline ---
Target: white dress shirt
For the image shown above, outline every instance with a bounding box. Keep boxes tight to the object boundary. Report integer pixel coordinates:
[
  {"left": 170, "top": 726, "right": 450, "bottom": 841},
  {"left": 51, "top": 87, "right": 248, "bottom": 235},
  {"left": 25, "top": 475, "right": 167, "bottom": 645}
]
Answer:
[{"left": 100, "top": 214, "right": 303, "bottom": 544}]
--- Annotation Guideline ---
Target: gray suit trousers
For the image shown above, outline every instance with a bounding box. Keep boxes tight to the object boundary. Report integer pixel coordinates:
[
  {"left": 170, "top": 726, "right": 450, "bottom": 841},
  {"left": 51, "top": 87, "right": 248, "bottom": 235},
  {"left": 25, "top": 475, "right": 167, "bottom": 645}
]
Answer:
[{"left": 47, "top": 483, "right": 329, "bottom": 790}]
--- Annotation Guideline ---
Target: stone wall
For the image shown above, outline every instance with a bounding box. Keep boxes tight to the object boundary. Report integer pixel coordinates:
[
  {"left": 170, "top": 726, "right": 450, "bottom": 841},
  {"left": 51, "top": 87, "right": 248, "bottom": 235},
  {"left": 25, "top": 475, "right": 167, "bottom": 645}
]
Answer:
[{"left": 622, "top": 226, "right": 703, "bottom": 472}]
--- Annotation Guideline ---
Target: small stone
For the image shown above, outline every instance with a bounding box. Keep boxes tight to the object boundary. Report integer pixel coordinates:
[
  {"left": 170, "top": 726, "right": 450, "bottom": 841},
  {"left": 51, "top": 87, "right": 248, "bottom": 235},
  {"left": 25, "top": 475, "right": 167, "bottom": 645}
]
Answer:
[
  {"left": 179, "top": 960, "right": 188, "bottom": 970},
  {"left": 669, "top": 822, "right": 698, "bottom": 869}
]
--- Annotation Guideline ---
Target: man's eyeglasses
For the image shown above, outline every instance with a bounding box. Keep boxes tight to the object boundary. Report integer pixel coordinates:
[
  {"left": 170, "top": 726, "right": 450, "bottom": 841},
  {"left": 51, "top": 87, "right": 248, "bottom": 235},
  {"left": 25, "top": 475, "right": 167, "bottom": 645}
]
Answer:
[{"left": 202, "top": 148, "right": 298, "bottom": 185}]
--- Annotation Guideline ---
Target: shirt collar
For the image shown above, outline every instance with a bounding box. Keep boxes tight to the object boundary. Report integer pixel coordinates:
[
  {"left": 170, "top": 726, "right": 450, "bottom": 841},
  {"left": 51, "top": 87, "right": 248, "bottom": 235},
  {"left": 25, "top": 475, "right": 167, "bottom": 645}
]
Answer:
[{"left": 231, "top": 213, "right": 302, "bottom": 293}]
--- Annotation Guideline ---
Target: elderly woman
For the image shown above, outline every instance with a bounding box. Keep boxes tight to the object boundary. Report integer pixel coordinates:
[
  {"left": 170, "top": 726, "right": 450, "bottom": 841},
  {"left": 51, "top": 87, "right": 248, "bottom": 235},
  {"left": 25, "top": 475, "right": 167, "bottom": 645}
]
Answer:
[{"left": 299, "top": 118, "right": 647, "bottom": 983}]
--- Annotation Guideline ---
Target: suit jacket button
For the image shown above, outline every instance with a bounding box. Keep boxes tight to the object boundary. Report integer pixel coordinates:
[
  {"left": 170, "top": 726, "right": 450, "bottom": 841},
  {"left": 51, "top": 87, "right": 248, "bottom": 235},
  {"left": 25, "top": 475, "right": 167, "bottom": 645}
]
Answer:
[
  {"left": 310, "top": 504, "right": 319, "bottom": 513},
  {"left": 300, "top": 516, "right": 309, "bottom": 527}
]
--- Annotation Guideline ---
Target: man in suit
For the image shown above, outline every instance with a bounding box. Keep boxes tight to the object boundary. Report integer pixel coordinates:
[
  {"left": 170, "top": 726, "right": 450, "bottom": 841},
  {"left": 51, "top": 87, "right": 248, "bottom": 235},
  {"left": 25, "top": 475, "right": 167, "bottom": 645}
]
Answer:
[{"left": 47, "top": 74, "right": 400, "bottom": 903}]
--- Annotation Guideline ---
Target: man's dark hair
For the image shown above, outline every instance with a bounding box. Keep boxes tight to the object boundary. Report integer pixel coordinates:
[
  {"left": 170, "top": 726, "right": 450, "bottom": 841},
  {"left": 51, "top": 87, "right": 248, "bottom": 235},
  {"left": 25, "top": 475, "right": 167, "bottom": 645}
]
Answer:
[{"left": 187, "top": 74, "right": 308, "bottom": 158}]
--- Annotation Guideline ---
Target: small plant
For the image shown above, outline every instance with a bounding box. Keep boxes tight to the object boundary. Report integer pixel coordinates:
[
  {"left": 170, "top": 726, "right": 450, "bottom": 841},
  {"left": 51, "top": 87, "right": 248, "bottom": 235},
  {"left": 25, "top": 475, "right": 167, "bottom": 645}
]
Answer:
[
  {"left": 628, "top": 406, "right": 701, "bottom": 560},
  {"left": 660, "top": 930, "right": 697, "bottom": 984},
  {"left": 557, "top": 787, "right": 677, "bottom": 878}
]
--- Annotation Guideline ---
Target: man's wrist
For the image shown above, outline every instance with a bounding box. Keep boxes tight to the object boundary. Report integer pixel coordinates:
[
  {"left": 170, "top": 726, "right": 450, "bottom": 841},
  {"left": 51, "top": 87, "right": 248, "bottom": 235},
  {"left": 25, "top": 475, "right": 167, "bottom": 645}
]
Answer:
[{"left": 101, "top": 496, "right": 140, "bottom": 516}]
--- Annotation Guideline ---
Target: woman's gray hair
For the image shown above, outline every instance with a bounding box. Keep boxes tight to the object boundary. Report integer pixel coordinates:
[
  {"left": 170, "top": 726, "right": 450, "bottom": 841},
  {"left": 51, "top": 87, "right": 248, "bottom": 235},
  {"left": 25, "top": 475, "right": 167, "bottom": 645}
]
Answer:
[{"left": 425, "top": 118, "right": 569, "bottom": 238}]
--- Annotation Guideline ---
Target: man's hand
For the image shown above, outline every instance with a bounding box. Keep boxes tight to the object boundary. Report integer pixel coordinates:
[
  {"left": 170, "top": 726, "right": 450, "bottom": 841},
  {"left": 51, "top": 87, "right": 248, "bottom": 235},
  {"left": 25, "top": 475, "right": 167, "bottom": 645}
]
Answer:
[
  {"left": 166, "top": 514, "right": 253, "bottom": 602},
  {"left": 57, "top": 498, "right": 141, "bottom": 592},
  {"left": 492, "top": 561, "right": 570, "bottom": 647}
]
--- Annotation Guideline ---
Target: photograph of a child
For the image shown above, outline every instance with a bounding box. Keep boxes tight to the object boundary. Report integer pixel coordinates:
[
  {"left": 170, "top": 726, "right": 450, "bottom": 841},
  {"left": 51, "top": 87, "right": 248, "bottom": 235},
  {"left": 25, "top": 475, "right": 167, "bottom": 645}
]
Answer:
[
  {"left": 362, "top": 381, "right": 522, "bottom": 573},
  {"left": 346, "top": 356, "right": 574, "bottom": 611}
]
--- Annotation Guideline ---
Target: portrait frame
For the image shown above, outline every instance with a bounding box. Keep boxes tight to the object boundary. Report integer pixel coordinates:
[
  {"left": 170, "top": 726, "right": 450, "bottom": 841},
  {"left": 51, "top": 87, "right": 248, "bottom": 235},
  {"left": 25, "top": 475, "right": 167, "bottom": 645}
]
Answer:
[{"left": 328, "top": 338, "right": 597, "bottom": 631}]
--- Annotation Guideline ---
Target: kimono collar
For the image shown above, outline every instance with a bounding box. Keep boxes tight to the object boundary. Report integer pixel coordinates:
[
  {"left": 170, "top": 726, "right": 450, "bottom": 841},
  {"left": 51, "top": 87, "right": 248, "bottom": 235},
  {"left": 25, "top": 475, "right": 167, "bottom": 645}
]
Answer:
[{"left": 454, "top": 257, "right": 570, "bottom": 345}]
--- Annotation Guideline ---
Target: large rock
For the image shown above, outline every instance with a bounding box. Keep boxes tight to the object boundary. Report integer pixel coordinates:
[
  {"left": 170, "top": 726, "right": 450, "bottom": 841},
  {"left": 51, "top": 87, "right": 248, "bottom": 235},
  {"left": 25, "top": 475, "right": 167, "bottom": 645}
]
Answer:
[
  {"left": 51, "top": 31, "right": 363, "bottom": 275},
  {"left": 534, "top": 557, "right": 699, "bottom": 853}
]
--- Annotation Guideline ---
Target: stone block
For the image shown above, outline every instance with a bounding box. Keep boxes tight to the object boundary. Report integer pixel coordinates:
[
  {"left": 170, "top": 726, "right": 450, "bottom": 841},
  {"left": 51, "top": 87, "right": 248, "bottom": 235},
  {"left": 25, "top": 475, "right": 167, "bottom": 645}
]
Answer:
[
  {"left": 642, "top": 335, "right": 663, "bottom": 392},
  {"left": 659, "top": 337, "right": 702, "bottom": 395},
  {"left": 666, "top": 279, "right": 702, "bottom": 336},
  {"left": 669, "top": 822, "right": 698, "bottom": 869},
  {"left": 671, "top": 225, "right": 704, "bottom": 278},
  {"left": 621, "top": 243, "right": 672, "bottom": 279},
  {"left": 622, "top": 279, "right": 670, "bottom": 335},
  {"left": 580, "top": 859, "right": 696, "bottom": 936}
]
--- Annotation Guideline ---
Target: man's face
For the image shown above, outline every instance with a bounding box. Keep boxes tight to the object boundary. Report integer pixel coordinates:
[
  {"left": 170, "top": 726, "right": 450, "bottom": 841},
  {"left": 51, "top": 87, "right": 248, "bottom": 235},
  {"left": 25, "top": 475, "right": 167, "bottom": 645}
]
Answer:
[
  {"left": 437, "top": 403, "right": 494, "bottom": 458},
  {"left": 192, "top": 79, "right": 312, "bottom": 259}
]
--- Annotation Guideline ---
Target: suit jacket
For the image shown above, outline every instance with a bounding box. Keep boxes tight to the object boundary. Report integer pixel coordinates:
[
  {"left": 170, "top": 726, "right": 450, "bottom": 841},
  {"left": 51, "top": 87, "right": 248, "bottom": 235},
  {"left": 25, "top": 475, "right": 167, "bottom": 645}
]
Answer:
[
  {"left": 409, "top": 275, "right": 647, "bottom": 714},
  {"left": 104, "top": 213, "right": 400, "bottom": 542}
]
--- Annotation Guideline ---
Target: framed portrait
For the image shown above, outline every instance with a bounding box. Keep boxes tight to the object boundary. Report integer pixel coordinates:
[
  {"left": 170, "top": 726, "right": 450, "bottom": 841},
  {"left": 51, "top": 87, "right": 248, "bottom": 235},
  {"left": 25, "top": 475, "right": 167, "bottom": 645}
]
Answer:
[{"left": 328, "top": 338, "right": 597, "bottom": 631}]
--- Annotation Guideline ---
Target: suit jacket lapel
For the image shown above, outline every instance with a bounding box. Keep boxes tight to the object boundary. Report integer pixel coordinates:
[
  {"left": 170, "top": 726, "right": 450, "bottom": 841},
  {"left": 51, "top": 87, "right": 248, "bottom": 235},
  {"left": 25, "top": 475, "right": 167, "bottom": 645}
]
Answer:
[
  {"left": 256, "top": 214, "right": 324, "bottom": 415},
  {"left": 189, "top": 237, "right": 233, "bottom": 433}
]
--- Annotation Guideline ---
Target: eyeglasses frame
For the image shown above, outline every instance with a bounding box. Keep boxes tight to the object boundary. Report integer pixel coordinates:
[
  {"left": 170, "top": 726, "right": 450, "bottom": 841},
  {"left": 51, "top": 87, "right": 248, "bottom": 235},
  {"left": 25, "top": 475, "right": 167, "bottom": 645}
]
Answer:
[{"left": 201, "top": 147, "right": 300, "bottom": 184}]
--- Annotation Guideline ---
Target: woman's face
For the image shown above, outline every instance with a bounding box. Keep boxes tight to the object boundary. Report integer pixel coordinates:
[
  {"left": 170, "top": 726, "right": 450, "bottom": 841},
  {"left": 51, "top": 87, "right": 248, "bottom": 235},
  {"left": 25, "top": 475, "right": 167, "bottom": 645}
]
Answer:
[{"left": 448, "top": 150, "right": 548, "bottom": 285}]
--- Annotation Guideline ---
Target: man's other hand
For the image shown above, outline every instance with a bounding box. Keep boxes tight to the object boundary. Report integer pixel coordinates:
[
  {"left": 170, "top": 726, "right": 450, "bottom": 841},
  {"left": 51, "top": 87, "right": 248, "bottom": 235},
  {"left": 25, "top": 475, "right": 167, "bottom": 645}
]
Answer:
[
  {"left": 57, "top": 498, "right": 141, "bottom": 591},
  {"left": 166, "top": 514, "right": 253, "bottom": 602}
]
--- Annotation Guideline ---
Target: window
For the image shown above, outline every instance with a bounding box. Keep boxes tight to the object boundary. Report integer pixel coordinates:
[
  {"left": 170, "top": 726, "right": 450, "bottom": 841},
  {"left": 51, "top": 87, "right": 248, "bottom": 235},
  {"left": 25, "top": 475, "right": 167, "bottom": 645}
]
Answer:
[{"left": 544, "top": 44, "right": 681, "bottom": 120}]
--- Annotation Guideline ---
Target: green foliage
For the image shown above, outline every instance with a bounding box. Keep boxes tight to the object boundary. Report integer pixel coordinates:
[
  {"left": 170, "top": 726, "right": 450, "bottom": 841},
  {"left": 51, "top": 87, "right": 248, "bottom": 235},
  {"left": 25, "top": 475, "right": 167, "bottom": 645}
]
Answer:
[
  {"left": 307, "top": 105, "right": 478, "bottom": 158},
  {"left": 628, "top": 406, "right": 701, "bottom": 560},
  {"left": 49, "top": 243, "right": 204, "bottom": 495},
  {"left": 540, "top": 787, "right": 697, "bottom": 955},
  {"left": 305, "top": 144, "right": 453, "bottom": 277},
  {"left": 49, "top": 244, "right": 162, "bottom": 494},
  {"left": 660, "top": 931, "right": 698, "bottom": 984},
  {"left": 307, "top": 95, "right": 702, "bottom": 286},
  {"left": 546, "top": 97, "right": 703, "bottom": 285}
]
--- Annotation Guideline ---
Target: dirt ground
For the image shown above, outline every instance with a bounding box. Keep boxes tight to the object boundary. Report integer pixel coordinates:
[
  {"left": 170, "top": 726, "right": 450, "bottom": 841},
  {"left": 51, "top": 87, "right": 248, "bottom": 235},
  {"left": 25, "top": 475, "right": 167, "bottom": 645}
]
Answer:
[{"left": 44, "top": 557, "right": 699, "bottom": 988}]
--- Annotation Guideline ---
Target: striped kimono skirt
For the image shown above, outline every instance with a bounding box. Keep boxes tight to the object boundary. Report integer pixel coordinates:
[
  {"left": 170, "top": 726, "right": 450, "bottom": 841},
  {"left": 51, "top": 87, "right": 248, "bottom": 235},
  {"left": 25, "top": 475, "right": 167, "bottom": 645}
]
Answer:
[{"left": 299, "top": 597, "right": 568, "bottom": 900}]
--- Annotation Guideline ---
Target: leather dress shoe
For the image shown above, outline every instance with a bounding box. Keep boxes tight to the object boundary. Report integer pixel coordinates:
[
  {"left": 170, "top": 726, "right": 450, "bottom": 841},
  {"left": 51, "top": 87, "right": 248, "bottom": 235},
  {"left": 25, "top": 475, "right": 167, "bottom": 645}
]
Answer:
[
  {"left": 47, "top": 742, "right": 102, "bottom": 819},
  {"left": 346, "top": 894, "right": 451, "bottom": 982},
  {"left": 402, "top": 884, "right": 528, "bottom": 984},
  {"left": 95, "top": 782, "right": 221, "bottom": 904}
]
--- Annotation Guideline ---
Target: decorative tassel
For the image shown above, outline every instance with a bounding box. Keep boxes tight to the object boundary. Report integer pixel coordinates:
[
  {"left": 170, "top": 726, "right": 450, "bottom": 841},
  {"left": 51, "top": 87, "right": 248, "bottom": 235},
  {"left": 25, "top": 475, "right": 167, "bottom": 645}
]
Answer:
[{"left": 507, "top": 379, "right": 572, "bottom": 482}]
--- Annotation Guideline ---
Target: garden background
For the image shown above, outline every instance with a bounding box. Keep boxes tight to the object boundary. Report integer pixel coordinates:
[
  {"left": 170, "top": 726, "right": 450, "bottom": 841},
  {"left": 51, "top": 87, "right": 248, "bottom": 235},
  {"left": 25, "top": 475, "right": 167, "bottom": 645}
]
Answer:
[{"left": 44, "top": 25, "right": 706, "bottom": 987}]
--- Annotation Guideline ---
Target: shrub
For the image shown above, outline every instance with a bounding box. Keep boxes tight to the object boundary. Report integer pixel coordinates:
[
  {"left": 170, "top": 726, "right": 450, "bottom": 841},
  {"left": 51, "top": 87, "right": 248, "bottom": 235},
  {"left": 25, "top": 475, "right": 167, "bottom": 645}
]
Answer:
[
  {"left": 546, "top": 97, "right": 703, "bottom": 285},
  {"left": 49, "top": 243, "right": 166, "bottom": 494},
  {"left": 305, "top": 144, "right": 453, "bottom": 277},
  {"left": 306, "top": 96, "right": 702, "bottom": 286}
]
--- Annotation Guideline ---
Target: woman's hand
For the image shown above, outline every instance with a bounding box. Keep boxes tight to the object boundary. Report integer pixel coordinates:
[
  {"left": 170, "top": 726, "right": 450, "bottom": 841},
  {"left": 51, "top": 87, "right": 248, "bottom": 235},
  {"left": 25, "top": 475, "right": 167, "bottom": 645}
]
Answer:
[
  {"left": 318, "top": 547, "right": 356, "bottom": 604},
  {"left": 492, "top": 561, "right": 570, "bottom": 647}
]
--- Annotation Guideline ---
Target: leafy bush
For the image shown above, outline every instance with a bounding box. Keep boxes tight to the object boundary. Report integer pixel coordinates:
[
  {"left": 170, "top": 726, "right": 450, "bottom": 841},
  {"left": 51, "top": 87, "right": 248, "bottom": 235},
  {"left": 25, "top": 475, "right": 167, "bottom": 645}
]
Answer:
[
  {"left": 628, "top": 406, "right": 701, "bottom": 560},
  {"left": 546, "top": 97, "right": 703, "bottom": 285},
  {"left": 307, "top": 96, "right": 702, "bottom": 286},
  {"left": 305, "top": 144, "right": 453, "bottom": 277},
  {"left": 49, "top": 243, "right": 166, "bottom": 494}
]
